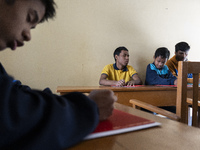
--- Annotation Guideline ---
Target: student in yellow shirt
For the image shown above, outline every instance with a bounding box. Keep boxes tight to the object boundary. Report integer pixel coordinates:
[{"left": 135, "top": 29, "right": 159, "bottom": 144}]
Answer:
[{"left": 99, "top": 46, "right": 143, "bottom": 86}]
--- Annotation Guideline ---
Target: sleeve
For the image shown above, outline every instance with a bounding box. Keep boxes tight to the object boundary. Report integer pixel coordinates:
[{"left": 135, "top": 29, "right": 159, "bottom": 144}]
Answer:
[
  {"left": 166, "top": 60, "right": 177, "bottom": 77},
  {"left": 0, "top": 74, "right": 99, "bottom": 150},
  {"left": 128, "top": 66, "right": 137, "bottom": 77},
  {"left": 101, "top": 64, "right": 110, "bottom": 76},
  {"left": 167, "top": 71, "right": 177, "bottom": 84},
  {"left": 145, "top": 64, "right": 177, "bottom": 85}
]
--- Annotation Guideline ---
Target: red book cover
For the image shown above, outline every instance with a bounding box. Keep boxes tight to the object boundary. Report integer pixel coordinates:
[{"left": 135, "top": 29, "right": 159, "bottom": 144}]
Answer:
[
  {"left": 155, "top": 85, "right": 177, "bottom": 87},
  {"left": 111, "top": 85, "right": 145, "bottom": 87},
  {"left": 84, "top": 109, "right": 161, "bottom": 140}
]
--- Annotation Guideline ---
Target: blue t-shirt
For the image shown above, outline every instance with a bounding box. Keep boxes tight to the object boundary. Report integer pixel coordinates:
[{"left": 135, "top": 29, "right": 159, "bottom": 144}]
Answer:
[{"left": 175, "top": 69, "right": 193, "bottom": 78}]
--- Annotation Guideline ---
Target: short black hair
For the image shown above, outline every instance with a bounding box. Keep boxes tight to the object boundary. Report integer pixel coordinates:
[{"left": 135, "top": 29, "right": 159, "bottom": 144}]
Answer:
[
  {"left": 113, "top": 46, "right": 128, "bottom": 61},
  {"left": 175, "top": 42, "right": 190, "bottom": 52},
  {"left": 154, "top": 47, "right": 170, "bottom": 59},
  {"left": 5, "top": 0, "right": 56, "bottom": 22},
  {"left": 40, "top": 0, "right": 56, "bottom": 22}
]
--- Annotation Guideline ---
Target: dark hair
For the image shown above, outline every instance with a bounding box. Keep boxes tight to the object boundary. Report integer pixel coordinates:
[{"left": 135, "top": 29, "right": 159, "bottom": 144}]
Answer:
[
  {"left": 113, "top": 46, "right": 128, "bottom": 61},
  {"left": 154, "top": 47, "right": 170, "bottom": 59},
  {"left": 40, "top": 0, "right": 56, "bottom": 22},
  {"left": 175, "top": 42, "right": 190, "bottom": 52},
  {"left": 5, "top": 0, "right": 56, "bottom": 22}
]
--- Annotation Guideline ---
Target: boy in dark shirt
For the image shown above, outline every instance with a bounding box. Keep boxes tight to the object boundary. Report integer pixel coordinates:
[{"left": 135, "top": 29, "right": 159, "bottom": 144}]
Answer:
[
  {"left": 145, "top": 47, "right": 177, "bottom": 85},
  {"left": 0, "top": 0, "right": 116, "bottom": 149}
]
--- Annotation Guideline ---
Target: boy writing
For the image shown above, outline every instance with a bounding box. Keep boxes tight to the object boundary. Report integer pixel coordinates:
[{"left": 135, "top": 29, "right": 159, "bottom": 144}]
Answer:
[
  {"left": 145, "top": 47, "right": 177, "bottom": 85},
  {"left": 0, "top": 0, "right": 116, "bottom": 149},
  {"left": 99, "top": 46, "right": 143, "bottom": 86}
]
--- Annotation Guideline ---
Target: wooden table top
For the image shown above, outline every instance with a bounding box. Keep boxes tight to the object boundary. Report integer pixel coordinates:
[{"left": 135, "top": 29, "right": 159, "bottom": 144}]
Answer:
[
  {"left": 56, "top": 85, "right": 178, "bottom": 93},
  {"left": 67, "top": 103, "right": 200, "bottom": 150}
]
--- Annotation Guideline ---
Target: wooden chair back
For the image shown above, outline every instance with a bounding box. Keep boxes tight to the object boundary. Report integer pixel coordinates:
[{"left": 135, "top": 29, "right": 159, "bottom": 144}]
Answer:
[{"left": 177, "top": 61, "right": 200, "bottom": 127}]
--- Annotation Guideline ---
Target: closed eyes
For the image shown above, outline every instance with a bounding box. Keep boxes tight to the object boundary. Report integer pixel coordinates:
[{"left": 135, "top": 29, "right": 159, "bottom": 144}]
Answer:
[{"left": 27, "top": 10, "right": 39, "bottom": 28}]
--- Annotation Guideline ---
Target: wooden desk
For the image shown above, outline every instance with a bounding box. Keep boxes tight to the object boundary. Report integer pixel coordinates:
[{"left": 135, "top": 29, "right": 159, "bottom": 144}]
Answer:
[
  {"left": 67, "top": 103, "right": 200, "bottom": 150},
  {"left": 56, "top": 86, "right": 196, "bottom": 107}
]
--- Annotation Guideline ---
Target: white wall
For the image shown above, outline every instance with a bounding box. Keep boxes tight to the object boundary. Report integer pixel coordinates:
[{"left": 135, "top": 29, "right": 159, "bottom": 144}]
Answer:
[{"left": 1, "top": 0, "right": 200, "bottom": 93}]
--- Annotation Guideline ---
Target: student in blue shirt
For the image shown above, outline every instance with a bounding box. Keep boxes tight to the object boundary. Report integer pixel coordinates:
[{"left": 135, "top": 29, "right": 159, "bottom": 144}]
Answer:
[
  {"left": 145, "top": 47, "right": 177, "bottom": 85},
  {"left": 145, "top": 47, "right": 177, "bottom": 113}
]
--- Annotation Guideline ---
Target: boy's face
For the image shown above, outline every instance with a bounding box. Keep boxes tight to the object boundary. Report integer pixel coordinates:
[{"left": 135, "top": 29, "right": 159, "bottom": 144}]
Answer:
[
  {"left": 115, "top": 50, "right": 129, "bottom": 67},
  {"left": 175, "top": 50, "right": 189, "bottom": 61},
  {"left": 0, "top": 0, "right": 45, "bottom": 51},
  {"left": 154, "top": 56, "right": 168, "bottom": 69}
]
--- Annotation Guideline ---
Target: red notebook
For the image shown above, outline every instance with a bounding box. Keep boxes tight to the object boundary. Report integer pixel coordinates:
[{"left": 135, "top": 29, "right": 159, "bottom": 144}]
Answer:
[
  {"left": 84, "top": 109, "right": 161, "bottom": 140},
  {"left": 111, "top": 85, "right": 145, "bottom": 87},
  {"left": 155, "top": 85, "right": 177, "bottom": 87}
]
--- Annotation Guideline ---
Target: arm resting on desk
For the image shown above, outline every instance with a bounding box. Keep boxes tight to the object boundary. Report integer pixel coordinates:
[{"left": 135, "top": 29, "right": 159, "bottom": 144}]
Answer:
[{"left": 129, "top": 99, "right": 180, "bottom": 121}]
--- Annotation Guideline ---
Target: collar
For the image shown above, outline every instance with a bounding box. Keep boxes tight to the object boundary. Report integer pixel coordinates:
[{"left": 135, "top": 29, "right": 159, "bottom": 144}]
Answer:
[
  {"left": 113, "top": 63, "right": 128, "bottom": 71},
  {"left": 150, "top": 63, "right": 169, "bottom": 75}
]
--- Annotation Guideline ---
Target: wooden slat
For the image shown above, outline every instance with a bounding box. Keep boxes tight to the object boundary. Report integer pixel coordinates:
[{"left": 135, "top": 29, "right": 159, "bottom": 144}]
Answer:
[
  {"left": 177, "top": 61, "right": 188, "bottom": 123},
  {"left": 192, "top": 73, "right": 199, "bottom": 127},
  {"left": 130, "top": 99, "right": 180, "bottom": 121}
]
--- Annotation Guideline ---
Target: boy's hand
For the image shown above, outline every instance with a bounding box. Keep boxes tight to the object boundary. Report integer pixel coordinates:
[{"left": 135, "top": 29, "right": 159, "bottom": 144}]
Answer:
[
  {"left": 126, "top": 80, "right": 135, "bottom": 86},
  {"left": 116, "top": 79, "right": 125, "bottom": 87},
  {"left": 174, "top": 79, "right": 178, "bottom": 85},
  {"left": 88, "top": 89, "right": 117, "bottom": 121}
]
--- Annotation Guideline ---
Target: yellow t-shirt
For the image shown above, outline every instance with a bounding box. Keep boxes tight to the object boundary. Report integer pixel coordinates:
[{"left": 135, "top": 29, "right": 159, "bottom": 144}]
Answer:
[{"left": 101, "top": 64, "right": 137, "bottom": 83}]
